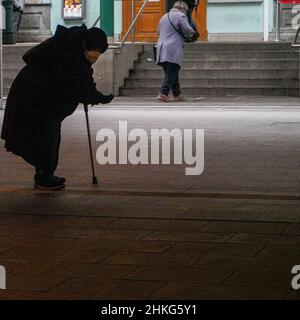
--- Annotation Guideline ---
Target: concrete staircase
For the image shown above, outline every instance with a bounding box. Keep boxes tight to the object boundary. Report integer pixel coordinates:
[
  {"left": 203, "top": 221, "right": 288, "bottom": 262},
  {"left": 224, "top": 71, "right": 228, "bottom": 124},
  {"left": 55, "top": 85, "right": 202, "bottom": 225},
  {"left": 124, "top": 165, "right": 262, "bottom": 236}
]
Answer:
[
  {"left": 2, "top": 45, "right": 34, "bottom": 96},
  {"left": 120, "top": 43, "right": 300, "bottom": 96},
  {"left": 3, "top": 42, "right": 300, "bottom": 98}
]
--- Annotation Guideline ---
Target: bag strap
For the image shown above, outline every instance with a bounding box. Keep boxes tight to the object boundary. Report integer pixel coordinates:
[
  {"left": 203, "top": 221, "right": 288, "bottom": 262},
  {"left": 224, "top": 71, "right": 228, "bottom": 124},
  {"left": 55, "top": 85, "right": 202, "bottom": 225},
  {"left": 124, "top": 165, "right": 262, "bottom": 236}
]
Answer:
[{"left": 167, "top": 12, "right": 185, "bottom": 40}]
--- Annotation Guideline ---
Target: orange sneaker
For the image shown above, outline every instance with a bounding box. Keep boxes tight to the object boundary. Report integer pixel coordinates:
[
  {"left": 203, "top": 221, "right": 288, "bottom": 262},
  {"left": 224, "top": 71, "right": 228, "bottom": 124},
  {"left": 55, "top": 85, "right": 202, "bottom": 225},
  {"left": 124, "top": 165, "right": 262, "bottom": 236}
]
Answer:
[
  {"left": 157, "top": 93, "right": 173, "bottom": 102},
  {"left": 173, "top": 95, "right": 186, "bottom": 102}
]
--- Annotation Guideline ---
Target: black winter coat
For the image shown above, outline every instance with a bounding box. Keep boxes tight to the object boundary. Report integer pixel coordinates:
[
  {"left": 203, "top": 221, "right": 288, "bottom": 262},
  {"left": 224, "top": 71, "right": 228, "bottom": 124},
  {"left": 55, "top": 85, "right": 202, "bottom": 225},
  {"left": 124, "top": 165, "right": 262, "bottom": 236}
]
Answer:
[{"left": 1, "top": 24, "right": 107, "bottom": 170}]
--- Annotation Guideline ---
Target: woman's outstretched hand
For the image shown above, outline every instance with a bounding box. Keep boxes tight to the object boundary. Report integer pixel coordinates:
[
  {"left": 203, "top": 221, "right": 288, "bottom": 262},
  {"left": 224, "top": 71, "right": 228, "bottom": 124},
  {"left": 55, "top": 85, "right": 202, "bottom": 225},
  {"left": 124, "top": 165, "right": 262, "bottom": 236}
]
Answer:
[{"left": 100, "top": 93, "right": 114, "bottom": 104}]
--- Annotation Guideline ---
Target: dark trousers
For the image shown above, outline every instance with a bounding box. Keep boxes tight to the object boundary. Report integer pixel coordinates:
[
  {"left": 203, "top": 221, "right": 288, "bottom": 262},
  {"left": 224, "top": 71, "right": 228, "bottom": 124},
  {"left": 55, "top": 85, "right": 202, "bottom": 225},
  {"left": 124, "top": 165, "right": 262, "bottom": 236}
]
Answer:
[
  {"left": 12, "top": 9, "right": 22, "bottom": 42},
  {"left": 187, "top": 7, "right": 197, "bottom": 31},
  {"left": 160, "top": 62, "right": 181, "bottom": 97},
  {"left": 35, "top": 122, "right": 62, "bottom": 177}
]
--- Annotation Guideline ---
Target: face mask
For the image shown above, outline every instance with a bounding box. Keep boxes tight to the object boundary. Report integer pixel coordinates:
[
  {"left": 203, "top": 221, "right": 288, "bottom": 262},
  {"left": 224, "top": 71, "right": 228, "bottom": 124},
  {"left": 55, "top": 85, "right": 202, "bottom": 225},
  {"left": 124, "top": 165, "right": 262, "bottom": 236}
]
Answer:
[{"left": 85, "top": 50, "right": 101, "bottom": 64}]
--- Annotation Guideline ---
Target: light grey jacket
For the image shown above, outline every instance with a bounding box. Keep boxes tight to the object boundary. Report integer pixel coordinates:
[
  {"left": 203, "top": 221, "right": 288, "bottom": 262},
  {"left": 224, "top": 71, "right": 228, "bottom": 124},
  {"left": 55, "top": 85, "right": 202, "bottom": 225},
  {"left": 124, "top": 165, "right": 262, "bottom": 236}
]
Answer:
[
  {"left": 156, "top": 8, "right": 195, "bottom": 66},
  {"left": 13, "top": 0, "right": 25, "bottom": 12}
]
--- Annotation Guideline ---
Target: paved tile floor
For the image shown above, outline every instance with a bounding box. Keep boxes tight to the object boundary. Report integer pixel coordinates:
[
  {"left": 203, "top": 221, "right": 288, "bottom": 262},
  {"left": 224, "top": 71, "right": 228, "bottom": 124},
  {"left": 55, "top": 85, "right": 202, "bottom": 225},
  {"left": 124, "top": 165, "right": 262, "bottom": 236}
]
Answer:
[{"left": 0, "top": 97, "right": 300, "bottom": 299}]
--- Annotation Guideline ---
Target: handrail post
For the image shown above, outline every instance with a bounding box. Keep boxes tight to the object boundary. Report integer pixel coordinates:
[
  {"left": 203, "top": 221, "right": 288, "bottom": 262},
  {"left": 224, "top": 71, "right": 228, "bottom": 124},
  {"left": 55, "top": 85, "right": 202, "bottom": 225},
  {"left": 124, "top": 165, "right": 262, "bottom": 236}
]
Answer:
[
  {"left": 292, "top": 26, "right": 300, "bottom": 47},
  {"left": 103, "top": 0, "right": 149, "bottom": 50},
  {"left": 275, "top": 0, "right": 280, "bottom": 42},
  {"left": 0, "top": 7, "right": 3, "bottom": 108},
  {"left": 92, "top": 16, "right": 101, "bottom": 28},
  {"left": 299, "top": 51, "right": 300, "bottom": 97},
  {"left": 119, "top": 0, "right": 149, "bottom": 48},
  {"left": 290, "top": 26, "right": 300, "bottom": 97},
  {"left": 264, "top": 0, "right": 270, "bottom": 41},
  {"left": 131, "top": 0, "right": 135, "bottom": 43}
]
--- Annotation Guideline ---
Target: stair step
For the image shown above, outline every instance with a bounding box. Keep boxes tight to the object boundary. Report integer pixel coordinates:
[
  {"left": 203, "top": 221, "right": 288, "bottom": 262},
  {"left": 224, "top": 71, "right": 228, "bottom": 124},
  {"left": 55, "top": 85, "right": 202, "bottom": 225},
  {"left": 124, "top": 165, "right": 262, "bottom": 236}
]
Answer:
[
  {"left": 123, "top": 42, "right": 300, "bottom": 97},
  {"left": 120, "top": 87, "right": 299, "bottom": 96},
  {"left": 3, "top": 43, "right": 299, "bottom": 98},
  {"left": 130, "top": 69, "right": 299, "bottom": 79},
  {"left": 3, "top": 79, "right": 15, "bottom": 88},
  {"left": 3, "top": 44, "right": 35, "bottom": 53},
  {"left": 136, "top": 60, "right": 299, "bottom": 69},
  {"left": 185, "top": 52, "right": 298, "bottom": 60},
  {"left": 143, "top": 43, "right": 294, "bottom": 52},
  {"left": 3, "top": 69, "right": 24, "bottom": 80},
  {"left": 143, "top": 51, "right": 299, "bottom": 60},
  {"left": 3, "top": 56, "right": 26, "bottom": 65},
  {"left": 123, "top": 43, "right": 299, "bottom": 97},
  {"left": 124, "top": 78, "right": 299, "bottom": 88},
  {"left": 3, "top": 88, "right": 10, "bottom": 96}
]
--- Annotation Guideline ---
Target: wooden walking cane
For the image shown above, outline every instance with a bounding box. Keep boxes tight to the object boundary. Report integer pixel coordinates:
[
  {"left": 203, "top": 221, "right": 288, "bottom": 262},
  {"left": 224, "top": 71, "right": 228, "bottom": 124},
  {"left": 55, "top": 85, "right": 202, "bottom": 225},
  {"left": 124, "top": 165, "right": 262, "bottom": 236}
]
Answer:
[{"left": 84, "top": 104, "right": 98, "bottom": 185}]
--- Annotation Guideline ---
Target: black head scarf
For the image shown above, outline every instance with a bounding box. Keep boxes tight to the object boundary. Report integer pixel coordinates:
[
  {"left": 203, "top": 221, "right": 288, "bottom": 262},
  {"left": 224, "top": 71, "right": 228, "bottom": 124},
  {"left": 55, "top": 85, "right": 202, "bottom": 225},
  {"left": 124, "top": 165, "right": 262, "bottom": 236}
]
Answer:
[{"left": 83, "top": 27, "right": 108, "bottom": 53}]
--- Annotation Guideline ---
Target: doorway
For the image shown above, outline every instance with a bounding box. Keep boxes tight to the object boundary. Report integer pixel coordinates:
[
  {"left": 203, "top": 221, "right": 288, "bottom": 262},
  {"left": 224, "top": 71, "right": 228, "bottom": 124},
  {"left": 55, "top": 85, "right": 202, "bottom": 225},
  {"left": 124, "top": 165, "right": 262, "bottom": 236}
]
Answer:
[{"left": 122, "top": 0, "right": 208, "bottom": 42}]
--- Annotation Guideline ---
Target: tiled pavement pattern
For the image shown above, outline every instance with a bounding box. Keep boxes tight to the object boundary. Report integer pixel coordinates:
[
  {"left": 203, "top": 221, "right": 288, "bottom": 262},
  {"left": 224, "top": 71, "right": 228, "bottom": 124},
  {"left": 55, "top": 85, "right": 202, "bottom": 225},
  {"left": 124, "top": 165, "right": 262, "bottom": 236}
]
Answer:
[{"left": 0, "top": 98, "right": 300, "bottom": 299}]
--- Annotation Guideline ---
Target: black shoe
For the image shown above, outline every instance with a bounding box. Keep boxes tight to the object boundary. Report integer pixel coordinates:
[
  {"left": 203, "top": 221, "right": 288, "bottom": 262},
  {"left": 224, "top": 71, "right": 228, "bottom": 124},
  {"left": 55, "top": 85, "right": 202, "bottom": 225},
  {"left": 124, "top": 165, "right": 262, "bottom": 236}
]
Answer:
[
  {"left": 34, "top": 174, "right": 66, "bottom": 184},
  {"left": 34, "top": 175, "right": 65, "bottom": 190},
  {"left": 53, "top": 176, "right": 66, "bottom": 184}
]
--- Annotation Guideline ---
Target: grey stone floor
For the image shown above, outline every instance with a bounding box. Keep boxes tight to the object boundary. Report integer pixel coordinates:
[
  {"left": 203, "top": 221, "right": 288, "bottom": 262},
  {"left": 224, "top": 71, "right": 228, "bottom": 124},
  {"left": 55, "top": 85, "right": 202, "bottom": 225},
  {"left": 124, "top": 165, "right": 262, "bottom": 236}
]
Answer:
[{"left": 0, "top": 97, "right": 300, "bottom": 299}]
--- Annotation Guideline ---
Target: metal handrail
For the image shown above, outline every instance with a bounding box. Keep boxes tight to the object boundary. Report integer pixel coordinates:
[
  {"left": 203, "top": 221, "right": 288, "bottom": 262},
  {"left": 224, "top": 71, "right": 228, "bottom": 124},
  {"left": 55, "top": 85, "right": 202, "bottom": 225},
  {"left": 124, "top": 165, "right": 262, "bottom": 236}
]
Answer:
[
  {"left": 275, "top": 0, "right": 280, "bottom": 42},
  {"left": 92, "top": 16, "right": 101, "bottom": 28},
  {"left": 91, "top": 0, "right": 150, "bottom": 49},
  {"left": 118, "top": 0, "right": 149, "bottom": 48},
  {"left": 292, "top": 26, "right": 300, "bottom": 48}
]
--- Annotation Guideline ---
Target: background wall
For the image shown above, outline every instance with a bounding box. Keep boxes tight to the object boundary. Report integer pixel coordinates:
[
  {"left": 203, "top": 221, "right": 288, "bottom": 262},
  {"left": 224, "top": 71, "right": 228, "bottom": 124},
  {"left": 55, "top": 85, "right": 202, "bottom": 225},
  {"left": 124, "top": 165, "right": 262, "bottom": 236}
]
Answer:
[
  {"left": 208, "top": 2, "right": 263, "bottom": 33},
  {"left": 114, "top": 0, "right": 122, "bottom": 39},
  {"left": 50, "top": 0, "right": 100, "bottom": 34},
  {"left": 50, "top": 0, "right": 123, "bottom": 40},
  {"left": 207, "top": 0, "right": 275, "bottom": 34},
  {"left": 50, "top": 0, "right": 275, "bottom": 39}
]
